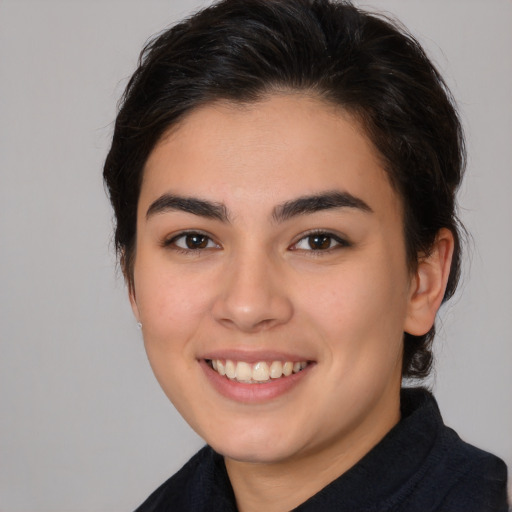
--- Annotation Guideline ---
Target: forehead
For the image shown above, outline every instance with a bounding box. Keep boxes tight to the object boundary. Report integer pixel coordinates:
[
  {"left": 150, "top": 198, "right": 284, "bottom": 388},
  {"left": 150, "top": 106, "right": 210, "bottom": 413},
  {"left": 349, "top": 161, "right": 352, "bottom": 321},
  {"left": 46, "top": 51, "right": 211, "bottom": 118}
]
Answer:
[{"left": 140, "top": 94, "right": 401, "bottom": 220}]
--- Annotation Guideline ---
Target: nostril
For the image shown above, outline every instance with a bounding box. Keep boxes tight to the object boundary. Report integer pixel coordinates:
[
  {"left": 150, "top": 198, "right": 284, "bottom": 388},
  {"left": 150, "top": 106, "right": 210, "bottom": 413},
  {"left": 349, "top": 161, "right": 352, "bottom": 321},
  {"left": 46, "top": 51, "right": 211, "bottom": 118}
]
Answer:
[
  {"left": 211, "top": 264, "right": 294, "bottom": 331},
  {"left": 216, "top": 315, "right": 275, "bottom": 333}
]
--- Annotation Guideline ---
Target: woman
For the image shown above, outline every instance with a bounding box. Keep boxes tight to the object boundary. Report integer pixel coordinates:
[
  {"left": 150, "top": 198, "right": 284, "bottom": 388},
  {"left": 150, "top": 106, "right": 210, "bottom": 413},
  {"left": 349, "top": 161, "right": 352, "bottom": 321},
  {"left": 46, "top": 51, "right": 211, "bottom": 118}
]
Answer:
[{"left": 103, "top": 0, "right": 509, "bottom": 510}]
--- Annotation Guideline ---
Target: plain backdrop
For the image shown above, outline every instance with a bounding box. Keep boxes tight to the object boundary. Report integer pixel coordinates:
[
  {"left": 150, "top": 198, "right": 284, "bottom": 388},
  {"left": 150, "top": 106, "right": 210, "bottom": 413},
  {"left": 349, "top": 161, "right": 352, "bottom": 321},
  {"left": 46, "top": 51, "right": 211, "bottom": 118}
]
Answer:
[{"left": 1, "top": 1, "right": 511, "bottom": 510}]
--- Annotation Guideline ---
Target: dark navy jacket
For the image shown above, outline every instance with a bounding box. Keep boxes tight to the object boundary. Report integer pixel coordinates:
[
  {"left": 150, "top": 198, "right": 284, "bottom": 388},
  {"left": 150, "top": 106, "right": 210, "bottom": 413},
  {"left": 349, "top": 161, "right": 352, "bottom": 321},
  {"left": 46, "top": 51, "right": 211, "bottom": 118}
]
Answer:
[{"left": 135, "top": 388, "right": 509, "bottom": 511}]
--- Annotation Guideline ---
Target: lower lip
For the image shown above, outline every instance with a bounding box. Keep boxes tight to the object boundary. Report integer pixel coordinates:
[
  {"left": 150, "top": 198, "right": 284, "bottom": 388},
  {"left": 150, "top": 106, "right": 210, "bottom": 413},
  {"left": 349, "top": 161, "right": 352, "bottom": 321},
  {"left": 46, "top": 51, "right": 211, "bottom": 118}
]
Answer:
[{"left": 199, "top": 360, "right": 314, "bottom": 404}]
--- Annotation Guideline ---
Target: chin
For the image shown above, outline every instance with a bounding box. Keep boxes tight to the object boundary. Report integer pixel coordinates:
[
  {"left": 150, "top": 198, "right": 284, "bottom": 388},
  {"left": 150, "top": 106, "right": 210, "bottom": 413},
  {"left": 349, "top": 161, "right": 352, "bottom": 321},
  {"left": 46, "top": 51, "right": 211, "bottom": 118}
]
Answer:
[
  {"left": 214, "top": 442, "right": 296, "bottom": 465},
  {"left": 204, "top": 422, "right": 308, "bottom": 465}
]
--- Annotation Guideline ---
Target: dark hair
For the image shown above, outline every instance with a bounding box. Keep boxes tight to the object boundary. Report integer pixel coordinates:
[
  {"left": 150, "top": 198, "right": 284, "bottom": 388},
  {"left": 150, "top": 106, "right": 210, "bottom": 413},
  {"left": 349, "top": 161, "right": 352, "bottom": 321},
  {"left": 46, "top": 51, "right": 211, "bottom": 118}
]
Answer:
[{"left": 103, "top": 0, "right": 465, "bottom": 379}]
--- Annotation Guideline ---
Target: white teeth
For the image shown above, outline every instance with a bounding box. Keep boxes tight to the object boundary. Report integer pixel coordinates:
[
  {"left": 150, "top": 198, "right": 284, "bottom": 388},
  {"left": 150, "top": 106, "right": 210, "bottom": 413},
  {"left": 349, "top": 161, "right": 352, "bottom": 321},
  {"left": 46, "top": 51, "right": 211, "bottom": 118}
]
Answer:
[
  {"left": 252, "top": 362, "right": 270, "bottom": 381},
  {"left": 282, "top": 361, "right": 293, "bottom": 376},
  {"left": 209, "top": 359, "right": 308, "bottom": 382},
  {"left": 269, "top": 361, "right": 283, "bottom": 379},
  {"left": 235, "top": 361, "right": 252, "bottom": 381},
  {"left": 225, "top": 360, "right": 236, "bottom": 379}
]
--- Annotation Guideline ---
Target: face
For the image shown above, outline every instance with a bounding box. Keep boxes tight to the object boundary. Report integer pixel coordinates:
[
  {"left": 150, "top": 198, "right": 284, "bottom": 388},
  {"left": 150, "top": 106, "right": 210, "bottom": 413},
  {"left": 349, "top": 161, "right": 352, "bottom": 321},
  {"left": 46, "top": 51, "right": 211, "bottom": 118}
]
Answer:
[{"left": 131, "top": 94, "right": 418, "bottom": 467}]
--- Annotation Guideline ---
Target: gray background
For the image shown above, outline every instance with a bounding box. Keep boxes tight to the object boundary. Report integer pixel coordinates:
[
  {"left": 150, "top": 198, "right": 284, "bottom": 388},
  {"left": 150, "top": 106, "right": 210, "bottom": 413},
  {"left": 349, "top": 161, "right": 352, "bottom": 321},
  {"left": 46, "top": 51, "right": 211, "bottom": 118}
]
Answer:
[{"left": 1, "top": 0, "right": 510, "bottom": 510}]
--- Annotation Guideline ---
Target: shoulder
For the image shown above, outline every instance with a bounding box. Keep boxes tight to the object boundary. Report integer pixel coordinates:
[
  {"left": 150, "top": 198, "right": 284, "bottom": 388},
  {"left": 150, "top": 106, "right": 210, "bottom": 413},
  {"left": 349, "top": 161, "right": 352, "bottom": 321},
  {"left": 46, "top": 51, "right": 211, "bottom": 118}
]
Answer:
[
  {"left": 427, "top": 428, "right": 509, "bottom": 512},
  {"left": 398, "top": 389, "right": 509, "bottom": 512},
  {"left": 134, "top": 446, "right": 213, "bottom": 512}
]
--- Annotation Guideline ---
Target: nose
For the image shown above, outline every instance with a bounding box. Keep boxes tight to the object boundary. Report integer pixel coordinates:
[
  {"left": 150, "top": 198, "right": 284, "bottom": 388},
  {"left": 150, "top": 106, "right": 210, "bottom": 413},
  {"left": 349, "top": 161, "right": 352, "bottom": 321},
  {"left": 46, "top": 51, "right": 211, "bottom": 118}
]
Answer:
[{"left": 211, "top": 249, "right": 294, "bottom": 333}]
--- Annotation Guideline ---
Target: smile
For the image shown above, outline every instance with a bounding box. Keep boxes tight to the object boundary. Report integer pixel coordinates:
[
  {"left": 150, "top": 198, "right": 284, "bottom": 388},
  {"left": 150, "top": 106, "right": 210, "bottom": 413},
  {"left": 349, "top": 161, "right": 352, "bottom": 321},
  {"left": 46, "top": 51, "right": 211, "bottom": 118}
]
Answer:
[{"left": 206, "top": 359, "right": 309, "bottom": 383}]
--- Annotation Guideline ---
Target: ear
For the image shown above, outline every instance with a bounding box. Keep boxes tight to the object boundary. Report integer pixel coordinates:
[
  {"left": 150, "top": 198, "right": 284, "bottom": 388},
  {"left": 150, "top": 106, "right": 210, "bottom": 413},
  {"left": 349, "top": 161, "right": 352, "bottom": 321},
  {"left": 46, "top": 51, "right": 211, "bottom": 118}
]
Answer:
[
  {"left": 404, "top": 228, "right": 455, "bottom": 336},
  {"left": 121, "top": 250, "right": 141, "bottom": 322},
  {"left": 128, "top": 287, "right": 140, "bottom": 322},
  {"left": 128, "top": 284, "right": 141, "bottom": 323}
]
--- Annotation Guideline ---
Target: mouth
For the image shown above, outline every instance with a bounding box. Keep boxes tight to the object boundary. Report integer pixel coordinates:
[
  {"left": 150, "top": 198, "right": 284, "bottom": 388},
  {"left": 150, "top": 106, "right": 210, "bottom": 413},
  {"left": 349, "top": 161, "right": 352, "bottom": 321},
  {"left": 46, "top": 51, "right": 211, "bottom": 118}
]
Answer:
[{"left": 205, "top": 359, "right": 310, "bottom": 383}]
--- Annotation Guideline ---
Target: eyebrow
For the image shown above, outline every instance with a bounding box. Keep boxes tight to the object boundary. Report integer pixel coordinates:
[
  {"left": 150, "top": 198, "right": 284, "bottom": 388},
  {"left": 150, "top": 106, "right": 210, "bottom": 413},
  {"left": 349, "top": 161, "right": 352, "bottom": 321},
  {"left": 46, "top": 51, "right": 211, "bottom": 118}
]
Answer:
[
  {"left": 145, "top": 190, "right": 372, "bottom": 223},
  {"left": 146, "top": 194, "right": 229, "bottom": 222},
  {"left": 272, "top": 190, "right": 372, "bottom": 223}
]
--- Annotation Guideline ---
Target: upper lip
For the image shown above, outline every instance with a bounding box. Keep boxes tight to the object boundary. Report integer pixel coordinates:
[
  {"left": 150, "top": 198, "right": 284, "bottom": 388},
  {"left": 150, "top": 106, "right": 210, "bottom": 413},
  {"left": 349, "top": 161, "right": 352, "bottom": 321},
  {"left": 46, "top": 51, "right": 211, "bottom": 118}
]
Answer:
[{"left": 199, "top": 349, "right": 315, "bottom": 364}]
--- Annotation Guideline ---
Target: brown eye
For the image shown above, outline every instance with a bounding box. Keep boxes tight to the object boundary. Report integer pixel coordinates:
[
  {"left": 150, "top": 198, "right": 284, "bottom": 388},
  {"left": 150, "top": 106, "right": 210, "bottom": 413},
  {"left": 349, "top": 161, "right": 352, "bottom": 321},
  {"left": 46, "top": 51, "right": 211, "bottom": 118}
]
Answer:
[
  {"left": 308, "top": 234, "right": 332, "bottom": 250},
  {"left": 292, "top": 231, "right": 349, "bottom": 252},
  {"left": 184, "top": 233, "right": 209, "bottom": 249},
  {"left": 169, "top": 232, "right": 218, "bottom": 251}
]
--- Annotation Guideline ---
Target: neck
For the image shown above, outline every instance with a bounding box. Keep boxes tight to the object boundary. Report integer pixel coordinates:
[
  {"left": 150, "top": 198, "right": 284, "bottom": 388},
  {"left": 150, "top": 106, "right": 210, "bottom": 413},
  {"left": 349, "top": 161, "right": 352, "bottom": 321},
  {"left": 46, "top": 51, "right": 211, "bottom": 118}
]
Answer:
[{"left": 224, "top": 388, "right": 401, "bottom": 512}]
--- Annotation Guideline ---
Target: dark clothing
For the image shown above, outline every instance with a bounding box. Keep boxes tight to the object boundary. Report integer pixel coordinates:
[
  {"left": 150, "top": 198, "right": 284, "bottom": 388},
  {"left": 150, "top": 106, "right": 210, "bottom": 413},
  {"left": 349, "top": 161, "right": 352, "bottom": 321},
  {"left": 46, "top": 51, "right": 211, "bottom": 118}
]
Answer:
[{"left": 135, "top": 388, "right": 509, "bottom": 511}]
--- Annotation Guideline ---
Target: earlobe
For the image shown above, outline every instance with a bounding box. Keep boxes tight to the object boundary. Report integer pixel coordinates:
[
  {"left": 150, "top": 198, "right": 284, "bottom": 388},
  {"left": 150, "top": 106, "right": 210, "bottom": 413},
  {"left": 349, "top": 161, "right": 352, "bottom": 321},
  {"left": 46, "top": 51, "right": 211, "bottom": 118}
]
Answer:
[
  {"left": 128, "top": 283, "right": 141, "bottom": 324},
  {"left": 404, "top": 228, "right": 454, "bottom": 336},
  {"left": 121, "top": 250, "right": 141, "bottom": 323}
]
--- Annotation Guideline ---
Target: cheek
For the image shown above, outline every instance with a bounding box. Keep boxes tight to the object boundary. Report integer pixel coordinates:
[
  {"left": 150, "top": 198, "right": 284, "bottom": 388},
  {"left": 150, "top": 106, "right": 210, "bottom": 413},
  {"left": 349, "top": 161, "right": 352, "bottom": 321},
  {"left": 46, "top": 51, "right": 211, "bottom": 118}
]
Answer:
[
  {"left": 135, "top": 269, "right": 208, "bottom": 399},
  {"left": 298, "top": 256, "right": 409, "bottom": 356},
  {"left": 134, "top": 264, "right": 213, "bottom": 349}
]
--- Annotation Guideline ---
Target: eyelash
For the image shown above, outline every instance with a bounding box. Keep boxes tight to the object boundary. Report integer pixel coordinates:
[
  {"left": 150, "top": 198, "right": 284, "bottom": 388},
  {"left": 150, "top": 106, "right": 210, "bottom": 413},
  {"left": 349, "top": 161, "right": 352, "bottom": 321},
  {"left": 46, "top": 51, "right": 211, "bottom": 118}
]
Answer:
[
  {"left": 162, "top": 231, "right": 220, "bottom": 254},
  {"left": 290, "top": 230, "right": 351, "bottom": 254},
  {"left": 162, "top": 229, "right": 350, "bottom": 255}
]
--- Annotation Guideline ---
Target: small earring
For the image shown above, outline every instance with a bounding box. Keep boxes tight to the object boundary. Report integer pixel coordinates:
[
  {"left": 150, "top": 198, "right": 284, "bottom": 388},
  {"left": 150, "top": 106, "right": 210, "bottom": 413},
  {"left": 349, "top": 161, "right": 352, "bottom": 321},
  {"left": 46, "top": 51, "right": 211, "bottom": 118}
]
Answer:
[{"left": 137, "top": 322, "right": 142, "bottom": 329}]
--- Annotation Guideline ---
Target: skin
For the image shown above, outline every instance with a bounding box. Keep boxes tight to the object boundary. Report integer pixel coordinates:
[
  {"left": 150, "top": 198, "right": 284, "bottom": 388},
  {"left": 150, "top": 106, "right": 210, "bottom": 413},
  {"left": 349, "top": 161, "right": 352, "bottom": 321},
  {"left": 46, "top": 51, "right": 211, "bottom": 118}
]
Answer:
[{"left": 129, "top": 94, "right": 454, "bottom": 512}]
